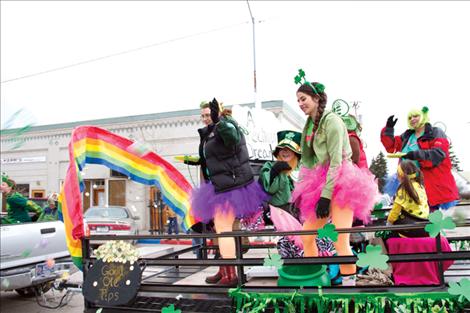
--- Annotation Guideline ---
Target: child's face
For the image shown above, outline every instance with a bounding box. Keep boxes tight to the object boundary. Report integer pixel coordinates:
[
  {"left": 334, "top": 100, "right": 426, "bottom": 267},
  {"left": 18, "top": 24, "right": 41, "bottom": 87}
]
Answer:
[
  {"left": 277, "top": 148, "right": 296, "bottom": 162},
  {"left": 1, "top": 182, "right": 12, "bottom": 193}
]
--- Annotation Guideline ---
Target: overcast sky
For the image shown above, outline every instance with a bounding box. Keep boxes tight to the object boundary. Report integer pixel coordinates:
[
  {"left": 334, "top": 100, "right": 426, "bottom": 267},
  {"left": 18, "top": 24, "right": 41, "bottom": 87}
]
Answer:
[{"left": 1, "top": 1, "right": 469, "bottom": 171}]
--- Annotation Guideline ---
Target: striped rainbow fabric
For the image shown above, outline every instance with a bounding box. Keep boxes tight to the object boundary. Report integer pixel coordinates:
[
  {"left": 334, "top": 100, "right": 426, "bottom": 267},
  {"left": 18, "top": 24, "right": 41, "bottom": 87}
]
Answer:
[{"left": 58, "top": 126, "right": 195, "bottom": 269}]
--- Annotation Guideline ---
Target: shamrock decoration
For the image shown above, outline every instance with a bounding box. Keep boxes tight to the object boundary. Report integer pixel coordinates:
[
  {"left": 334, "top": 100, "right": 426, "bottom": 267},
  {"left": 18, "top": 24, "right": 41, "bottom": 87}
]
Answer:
[
  {"left": 96, "top": 309, "right": 103, "bottom": 313},
  {"left": 2, "top": 109, "right": 35, "bottom": 150},
  {"left": 431, "top": 305, "right": 448, "bottom": 313},
  {"left": 21, "top": 249, "right": 32, "bottom": 258},
  {"left": 317, "top": 223, "right": 338, "bottom": 242},
  {"left": 263, "top": 253, "right": 283, "bottom": 269},
  {"left": 394, "top": 304, "right": 411, "bottom": 313},
  {"left": 425, "top": 211, "right": 456, "bottom": 237},
  {"left": 356, "top": 244, "right": 389, "bottom": 270},
  {"left": 162, "top": 304, "right": 182, "bottom": 313},
  {"left": 372, "top": 209, "right": 386, "bottom": 219},
  {"left": 294, "top": 69, "right": 305, "bottom": 85},
  {"left": 448, "top": 278, "right": 470, "bottom": 303}
]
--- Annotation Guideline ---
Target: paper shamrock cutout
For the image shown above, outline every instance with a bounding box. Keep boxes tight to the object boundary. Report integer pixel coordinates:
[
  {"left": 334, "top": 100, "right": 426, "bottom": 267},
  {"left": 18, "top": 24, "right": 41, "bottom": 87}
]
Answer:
[
  {"left": 448, "top": 278, "right": 470, "bottom": 303},
  {"left": 162, "top": 304, "right": 181, "bottom": 313},
  {"left": 317, "top": 223, "right": 338, "bottom": 242},
  {"left": 263, "top": 253, "right": 283, "bottom": 269},
  {"left": 356, "top": 244, "right": 389, "bottom": 270},
  {"left": 425, "top": 211, "right": 456, "bottom": 237}
]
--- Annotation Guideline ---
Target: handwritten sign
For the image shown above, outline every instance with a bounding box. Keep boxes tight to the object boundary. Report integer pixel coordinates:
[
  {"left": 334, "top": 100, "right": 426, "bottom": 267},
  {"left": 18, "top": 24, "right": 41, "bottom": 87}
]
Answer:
[
  {"left": 83, "top": 260, "right": 142, "bottom": 306},
  {"left": 232, "top": 105, "right": 280, "bottom": 161}
]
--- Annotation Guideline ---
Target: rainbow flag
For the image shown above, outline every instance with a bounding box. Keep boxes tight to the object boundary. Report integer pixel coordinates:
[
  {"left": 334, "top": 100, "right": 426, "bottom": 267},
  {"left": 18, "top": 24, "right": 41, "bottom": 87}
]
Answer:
[{"left": 59, "top": 126, "right": 195, "bottom": 269}]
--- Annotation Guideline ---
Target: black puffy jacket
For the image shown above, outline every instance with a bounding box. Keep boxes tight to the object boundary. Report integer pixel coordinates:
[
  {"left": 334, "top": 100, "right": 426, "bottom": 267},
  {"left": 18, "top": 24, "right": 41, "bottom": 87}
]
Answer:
[{"left": 204, "top": 116, "right": 253, "bottom": 193}]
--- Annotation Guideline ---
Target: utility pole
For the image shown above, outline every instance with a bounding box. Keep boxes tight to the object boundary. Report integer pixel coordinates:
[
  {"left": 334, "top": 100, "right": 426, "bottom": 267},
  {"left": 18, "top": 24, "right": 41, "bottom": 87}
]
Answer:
[{"left": 246, "top": 0, "right": 261, "bottom": 109}]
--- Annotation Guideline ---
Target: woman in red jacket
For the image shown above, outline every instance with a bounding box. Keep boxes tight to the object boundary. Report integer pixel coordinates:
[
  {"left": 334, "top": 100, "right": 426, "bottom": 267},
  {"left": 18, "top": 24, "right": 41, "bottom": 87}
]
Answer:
[{"left": 381, "top": 106, "right": 459, "bottom": 211}]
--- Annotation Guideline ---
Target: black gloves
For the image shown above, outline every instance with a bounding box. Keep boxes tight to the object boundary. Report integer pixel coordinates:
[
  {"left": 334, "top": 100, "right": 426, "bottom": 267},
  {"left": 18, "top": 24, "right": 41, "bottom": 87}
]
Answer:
[
  {"left": 316, "top": 197, "right": 331, "bottom": 219},
  {"left": 269, "top": 161, "right": 291, "bottom": 185},
  {"left": 386, "top": 115, "right": 398, "bottom": 128},
  {"left": 402, "top": 151, "right": 418, "bottom": 160},
  {"left": 209, "top": 98, "right": 220, "bottom": 124}
]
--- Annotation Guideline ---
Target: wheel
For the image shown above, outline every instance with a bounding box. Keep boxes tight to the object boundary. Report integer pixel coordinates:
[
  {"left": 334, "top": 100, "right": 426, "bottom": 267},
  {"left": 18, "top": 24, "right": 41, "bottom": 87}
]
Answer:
[
  {"left": 15, "top": 282, "right": 52, "bottom": 297},
  {"left": 15, "top": 287, "right": 36, "bottom": 297}
]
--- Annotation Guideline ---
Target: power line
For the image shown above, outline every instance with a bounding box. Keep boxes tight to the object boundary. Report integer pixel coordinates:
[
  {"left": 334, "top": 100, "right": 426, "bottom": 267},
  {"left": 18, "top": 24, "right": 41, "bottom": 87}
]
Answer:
[{"left": 1, "top": 20, "right": 249, "bottom": 84}]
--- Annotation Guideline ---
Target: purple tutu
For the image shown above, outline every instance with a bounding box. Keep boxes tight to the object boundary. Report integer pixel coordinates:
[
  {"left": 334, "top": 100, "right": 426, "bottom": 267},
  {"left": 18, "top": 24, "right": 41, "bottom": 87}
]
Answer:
[
  {"left": 190, "top": 180, "right": 268, "bottom": 223},
  {"left": 292, "top": 161, "right": 379, "bottom": 223}
]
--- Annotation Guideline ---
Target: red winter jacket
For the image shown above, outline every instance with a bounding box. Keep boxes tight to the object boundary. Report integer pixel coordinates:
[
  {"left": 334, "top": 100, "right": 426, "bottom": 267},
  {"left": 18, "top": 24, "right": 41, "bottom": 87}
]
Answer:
[{"left": 381, "top": 123, "right": 459, "bottom": 206}]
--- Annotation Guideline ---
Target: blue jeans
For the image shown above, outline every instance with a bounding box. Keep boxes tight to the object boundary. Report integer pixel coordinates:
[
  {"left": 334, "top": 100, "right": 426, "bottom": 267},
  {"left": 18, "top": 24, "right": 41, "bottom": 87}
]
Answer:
[{"left": 168, "top": 217, "right": 179, "bottom": 235}]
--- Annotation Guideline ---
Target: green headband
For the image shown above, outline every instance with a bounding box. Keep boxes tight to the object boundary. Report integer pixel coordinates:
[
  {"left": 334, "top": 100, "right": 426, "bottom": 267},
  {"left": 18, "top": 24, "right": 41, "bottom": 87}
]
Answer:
[
  {"left": 407, "top": 106, "right": 429, "bottom": 130},
  {"left": 294, "top": 69, "right": 325, "bottom": 94},
  {"left": 1, "top": 174, "right": 14, "bottom": 187},
  {"left": 199, "top": 101, "right": 209, "bottom": 109}
]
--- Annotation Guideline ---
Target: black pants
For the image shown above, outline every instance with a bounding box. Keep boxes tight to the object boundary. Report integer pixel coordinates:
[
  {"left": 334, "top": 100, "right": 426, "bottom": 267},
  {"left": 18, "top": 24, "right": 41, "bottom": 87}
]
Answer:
[{"left": 392, "top": 211, "right": 428, "bottom": 238}]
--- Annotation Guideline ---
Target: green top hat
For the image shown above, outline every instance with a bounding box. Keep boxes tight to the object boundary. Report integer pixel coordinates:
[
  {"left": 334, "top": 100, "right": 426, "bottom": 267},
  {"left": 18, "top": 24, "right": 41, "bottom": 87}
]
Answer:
[{"left": 273, "top": 131, "right": 302, "bottom": 157}]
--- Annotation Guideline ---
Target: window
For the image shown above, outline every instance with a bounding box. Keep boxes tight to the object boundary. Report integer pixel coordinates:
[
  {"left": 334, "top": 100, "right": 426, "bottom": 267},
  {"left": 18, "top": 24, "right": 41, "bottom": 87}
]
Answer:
[
  {"left": 16, "top": 184, "right": 30, "bottom": 198},
  {"left": 31, "top": 189, "right": 45, "bottom": 198},
  {"left": 110, "top": 169, "right": 127, "bottom": 178},
  {"left": 108, "top": 180, "right": 126, "bottom": 206}
]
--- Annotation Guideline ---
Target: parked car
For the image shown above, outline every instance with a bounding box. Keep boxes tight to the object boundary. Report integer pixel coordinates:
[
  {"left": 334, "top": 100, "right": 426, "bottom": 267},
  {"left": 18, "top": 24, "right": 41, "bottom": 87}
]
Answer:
[{"left": 83, "top": 206, "right": 140, "bottom": 247}]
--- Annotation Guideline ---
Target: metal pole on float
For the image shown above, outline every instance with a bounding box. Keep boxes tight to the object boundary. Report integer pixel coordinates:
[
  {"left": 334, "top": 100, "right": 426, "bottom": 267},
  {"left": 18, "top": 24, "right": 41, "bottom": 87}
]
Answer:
[{"left": 246, "top": 0, "right": 261, "bottom": 110}]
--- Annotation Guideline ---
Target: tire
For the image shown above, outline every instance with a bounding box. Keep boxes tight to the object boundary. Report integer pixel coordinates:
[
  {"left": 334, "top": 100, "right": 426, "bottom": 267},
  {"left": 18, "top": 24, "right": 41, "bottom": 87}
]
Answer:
[
  {"left": 15, "top": 282, "right": 51, "bottom": 297},
  {"left": 15, "top": 287, "right": 36, "bottom": 297}
]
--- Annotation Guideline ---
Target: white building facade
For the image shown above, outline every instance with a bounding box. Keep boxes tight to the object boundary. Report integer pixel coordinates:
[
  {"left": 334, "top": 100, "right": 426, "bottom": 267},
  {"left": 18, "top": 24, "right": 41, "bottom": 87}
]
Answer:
[{"left": 1, "top": 100, "right": 304, "bottom": 231}]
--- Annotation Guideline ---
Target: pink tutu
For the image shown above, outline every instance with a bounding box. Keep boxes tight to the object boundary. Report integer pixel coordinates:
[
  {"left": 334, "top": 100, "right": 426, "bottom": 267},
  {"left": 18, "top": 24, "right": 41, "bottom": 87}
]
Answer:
[{"left": 291, "top": 161, "right": 379, "bottom": 223}]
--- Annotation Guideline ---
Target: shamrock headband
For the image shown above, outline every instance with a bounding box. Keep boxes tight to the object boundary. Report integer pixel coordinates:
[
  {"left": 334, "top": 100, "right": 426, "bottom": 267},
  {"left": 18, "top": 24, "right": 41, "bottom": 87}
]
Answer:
[
  {"left": 294, "top": 69, "right": 325, "bottom": 95},
  {"left": 407, "top": 106, "right": 429, "bottom": 130},
  {"left": 1, "top": 174, "right": 15, "bottom": 187},
  {"left": 199, "top": 101, "right": 210, "bottom": 109}
]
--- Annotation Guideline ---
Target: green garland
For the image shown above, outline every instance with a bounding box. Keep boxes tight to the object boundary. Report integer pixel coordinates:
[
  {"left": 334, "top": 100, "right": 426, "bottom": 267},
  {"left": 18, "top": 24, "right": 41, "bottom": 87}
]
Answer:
[{"left": 229, "top": 288, "right": 466, "bottom": 313}]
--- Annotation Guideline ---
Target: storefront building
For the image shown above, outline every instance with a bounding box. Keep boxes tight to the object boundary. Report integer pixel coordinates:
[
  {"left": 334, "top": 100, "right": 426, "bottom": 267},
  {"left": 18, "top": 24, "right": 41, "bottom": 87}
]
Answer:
[{"left": 1, "top": 100, "right": 304, "bottom": 231}]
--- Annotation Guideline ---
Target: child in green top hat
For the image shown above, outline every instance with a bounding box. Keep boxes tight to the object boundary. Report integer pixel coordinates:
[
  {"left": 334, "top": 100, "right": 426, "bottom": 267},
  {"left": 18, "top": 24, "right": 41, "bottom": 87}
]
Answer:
[
  {"left": 259, "top": 130, "right": 301, "bottom": 210},
  {"left": 259, "top": 130, "right": 303, "bottom": 258}
]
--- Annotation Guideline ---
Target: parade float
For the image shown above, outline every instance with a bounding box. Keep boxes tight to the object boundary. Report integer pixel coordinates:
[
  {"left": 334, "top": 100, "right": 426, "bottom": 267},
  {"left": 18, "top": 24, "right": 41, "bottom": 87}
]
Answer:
[{"left": 55, "top": 122, "right": 470, "bottom": 313}]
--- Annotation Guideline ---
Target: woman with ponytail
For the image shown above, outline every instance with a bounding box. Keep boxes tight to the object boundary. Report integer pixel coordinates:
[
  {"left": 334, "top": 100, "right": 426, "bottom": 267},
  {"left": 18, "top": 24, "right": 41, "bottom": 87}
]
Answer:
[
  {"left": 381, "top": 107, "right": 459, "bottom": 212},
  {"left": 291, "top": 70, "right": 379, "bottom": 286}
]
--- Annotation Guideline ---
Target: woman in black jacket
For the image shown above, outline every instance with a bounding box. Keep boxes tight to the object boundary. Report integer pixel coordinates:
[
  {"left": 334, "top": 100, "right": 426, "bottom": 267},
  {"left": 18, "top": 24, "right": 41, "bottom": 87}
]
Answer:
[{"left": 190, "top": 99, "right": 267, "bottom": 286}]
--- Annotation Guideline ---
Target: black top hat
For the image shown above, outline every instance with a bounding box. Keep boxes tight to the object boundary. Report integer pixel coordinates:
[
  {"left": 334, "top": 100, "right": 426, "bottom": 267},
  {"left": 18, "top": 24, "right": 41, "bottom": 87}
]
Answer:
[{"left": 273, "top": 130, "right": 302, "bottom": 157}]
